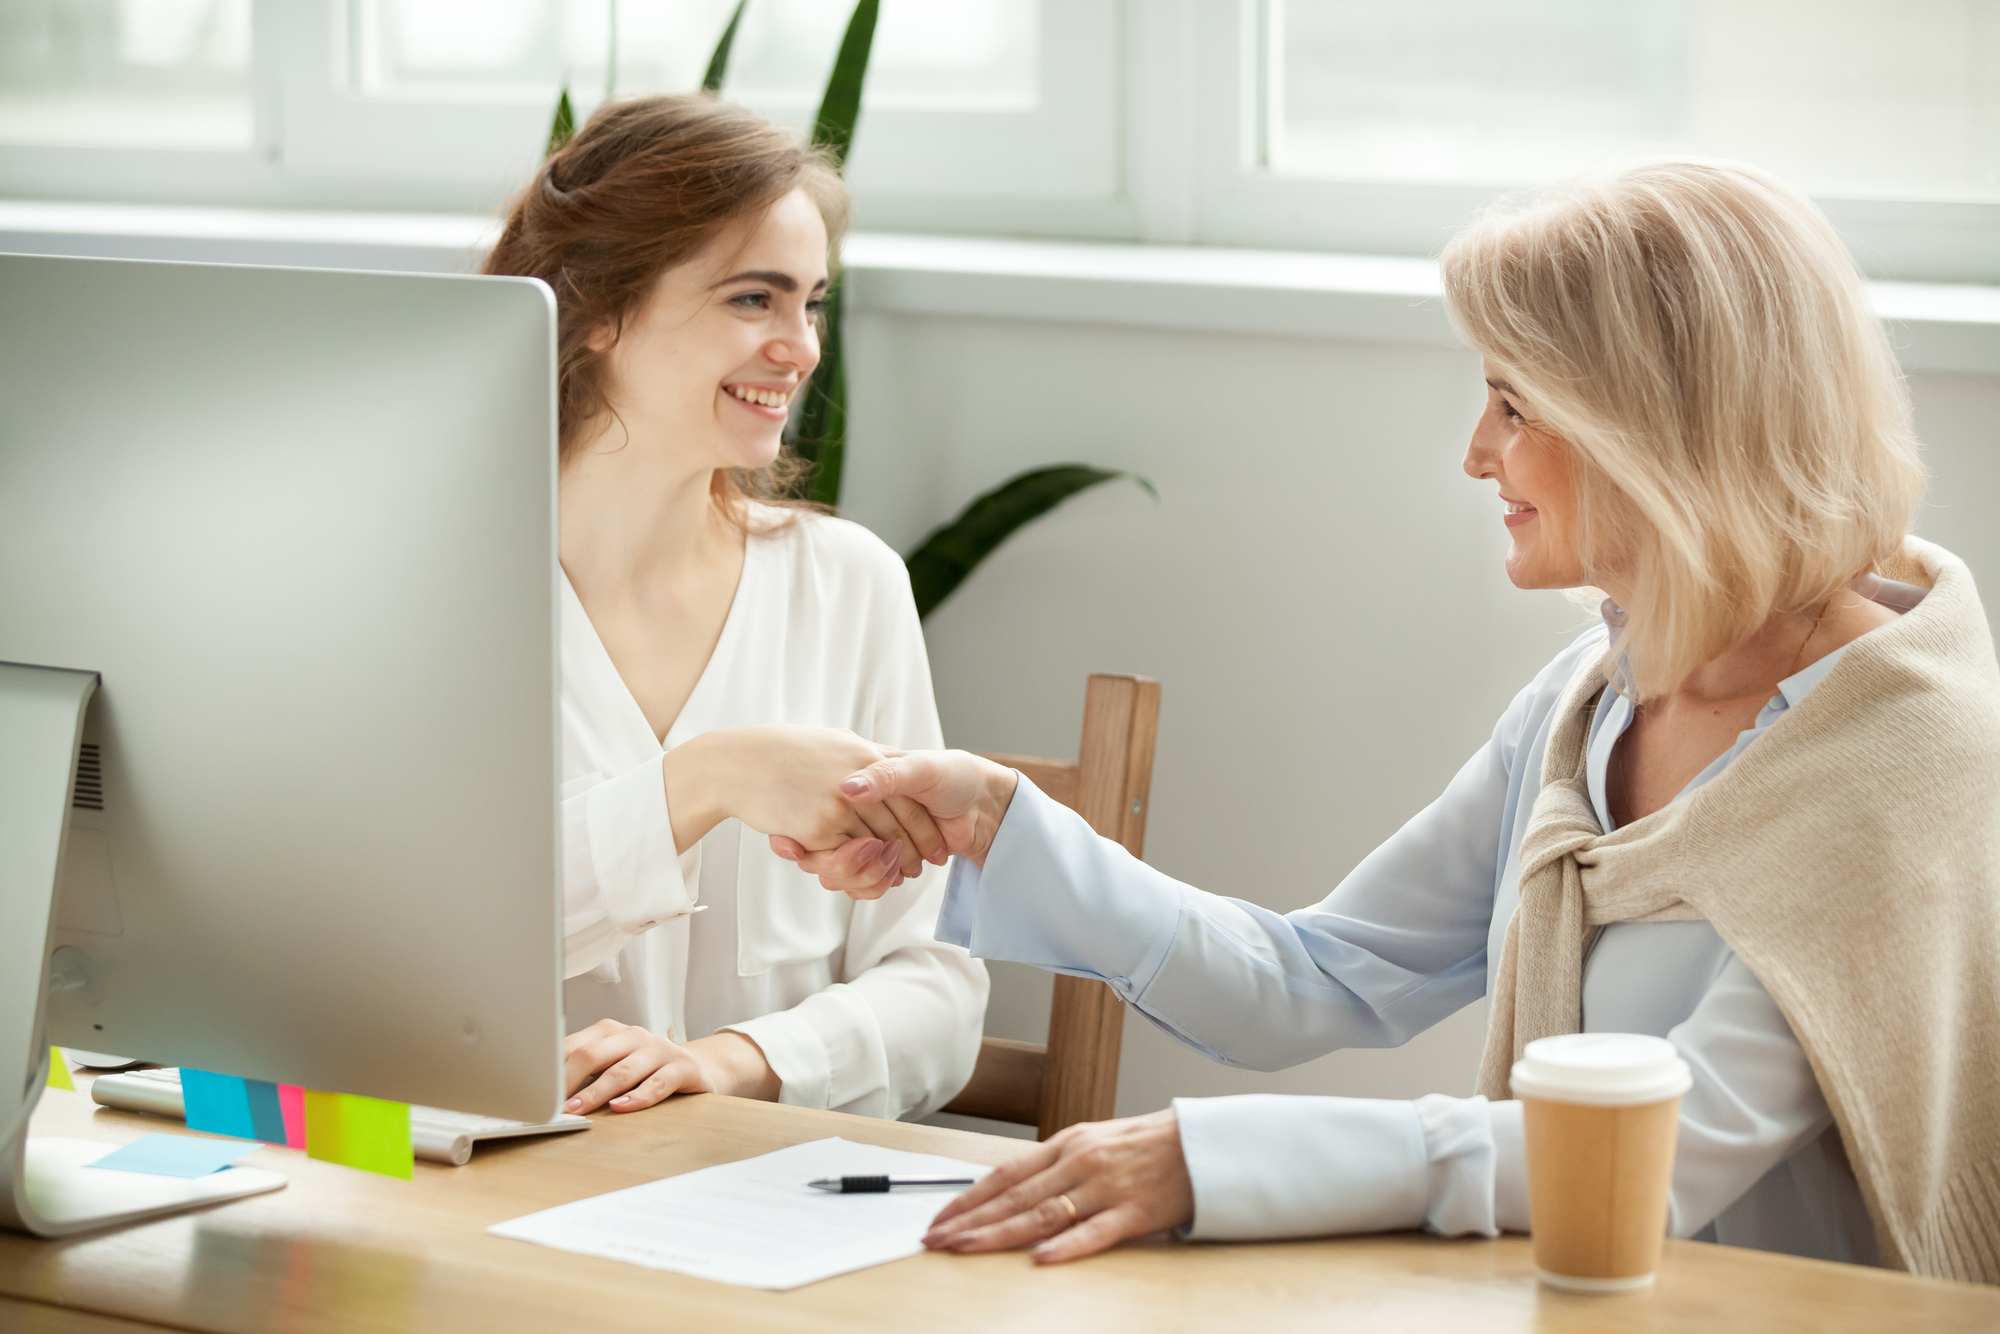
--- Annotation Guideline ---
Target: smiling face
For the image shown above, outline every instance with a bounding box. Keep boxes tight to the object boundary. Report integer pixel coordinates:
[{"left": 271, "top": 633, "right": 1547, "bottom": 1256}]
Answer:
[
  {"left": 582, "top": 187, "right": 830, "bottom": 474},
  {"left": 1462, "top": 359, "right": 1592, "bottom": 591}
]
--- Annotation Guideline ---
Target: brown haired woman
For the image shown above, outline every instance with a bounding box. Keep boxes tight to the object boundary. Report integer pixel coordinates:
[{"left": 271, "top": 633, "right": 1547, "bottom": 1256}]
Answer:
[{"left": 482, "top": 95, "right": 985, "bottom": 1120}]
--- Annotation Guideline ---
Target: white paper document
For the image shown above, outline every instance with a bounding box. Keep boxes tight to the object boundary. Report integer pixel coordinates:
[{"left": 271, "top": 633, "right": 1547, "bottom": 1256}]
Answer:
[{"left": 487, "top": 1136, "right": 991, "bottom": 1290}]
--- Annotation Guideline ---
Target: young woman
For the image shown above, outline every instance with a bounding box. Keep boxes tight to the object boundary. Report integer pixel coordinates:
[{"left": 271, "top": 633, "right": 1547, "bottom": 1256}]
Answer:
[
  {"left": 784, "top": 161, "right": 2000, "bottom": 1279},
  {"left": 482, "top": 95, "right": 986, "bottom": 1121}
]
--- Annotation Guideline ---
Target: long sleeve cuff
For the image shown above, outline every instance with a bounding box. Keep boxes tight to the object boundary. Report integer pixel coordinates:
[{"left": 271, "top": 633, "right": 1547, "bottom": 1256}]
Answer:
[
  {"left": 935, "top": 776, "right": 1182, "bottom": 1000},
  {"left": 562, "top": 757, "right": 695, "bottom": 979},
  {"left": 1174, "top": 1094, "right": 1429, "bottom": 1241},
  {"left": 1489, "top": 1097, "right": 1530, "bottom": 1233},
  {"left": 722, "top": 1007, "right": 828, "bottom": 1112}
]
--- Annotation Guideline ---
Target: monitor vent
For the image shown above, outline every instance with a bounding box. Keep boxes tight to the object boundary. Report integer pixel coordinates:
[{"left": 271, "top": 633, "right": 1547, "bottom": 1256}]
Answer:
[{"left": 72, "top": 743, "right": 104, "bottom": 811}]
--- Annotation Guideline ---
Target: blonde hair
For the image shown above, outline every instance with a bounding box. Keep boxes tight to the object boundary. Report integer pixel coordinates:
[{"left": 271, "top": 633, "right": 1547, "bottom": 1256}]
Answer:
[{"left": 1441, "top": 159, "right": 1925, "bottom": 699}]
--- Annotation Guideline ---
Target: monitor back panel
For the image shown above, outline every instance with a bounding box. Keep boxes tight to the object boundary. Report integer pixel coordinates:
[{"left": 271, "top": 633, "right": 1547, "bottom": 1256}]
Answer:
[{"left": 0, "top": 253, "right": 562, "bottom": 1122}]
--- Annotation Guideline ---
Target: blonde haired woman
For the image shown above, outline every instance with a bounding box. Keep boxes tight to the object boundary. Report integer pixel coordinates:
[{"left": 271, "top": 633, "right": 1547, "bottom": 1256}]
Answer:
[{"left": 782, "top": 160, "right": 2000, "bottom": 1278}]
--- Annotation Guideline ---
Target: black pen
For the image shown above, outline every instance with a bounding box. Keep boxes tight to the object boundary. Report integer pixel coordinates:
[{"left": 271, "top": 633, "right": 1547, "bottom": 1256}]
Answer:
[{"left": 808, "top": 1175, "right": 975, "bottom": 1193}]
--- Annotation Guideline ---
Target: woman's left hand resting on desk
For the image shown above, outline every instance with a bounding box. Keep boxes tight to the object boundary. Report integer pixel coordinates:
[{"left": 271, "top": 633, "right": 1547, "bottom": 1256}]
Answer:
[
  {"left": 922, "top": 1111, "right": 1195, "bottom": 1263},
  {"left": 563, "top": 1020, "right": 780, "bottom": 1112}
]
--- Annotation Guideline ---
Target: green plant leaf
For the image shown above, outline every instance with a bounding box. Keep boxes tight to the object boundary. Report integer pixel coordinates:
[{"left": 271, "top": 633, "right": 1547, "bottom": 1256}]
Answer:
[
  {"left": 702, "top": 0, "right": 748, "bottom": 92},
  {"left": 812, "top": 0, "right": 878, "bottom": 166},
  {"left": 904, "top": 467, "right": 1156, "bottom": 620},
  {"left": 546, "top": 86, "right": 576, "bottom": 156},
  {"left": 789, "top": 274, "right": 845, "bottom": 504}
]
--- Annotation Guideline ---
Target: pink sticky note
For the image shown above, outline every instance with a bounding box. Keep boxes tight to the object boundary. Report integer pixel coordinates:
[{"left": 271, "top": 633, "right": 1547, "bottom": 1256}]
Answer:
[{"left": 278, "top": 1084, "right": 307, "bottom": 1149}]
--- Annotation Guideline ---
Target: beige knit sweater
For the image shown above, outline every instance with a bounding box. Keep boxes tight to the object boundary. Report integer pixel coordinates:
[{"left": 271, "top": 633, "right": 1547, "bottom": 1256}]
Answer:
[{"left": 1476, "top": 537, "right": 2000, "bottom": 1284}]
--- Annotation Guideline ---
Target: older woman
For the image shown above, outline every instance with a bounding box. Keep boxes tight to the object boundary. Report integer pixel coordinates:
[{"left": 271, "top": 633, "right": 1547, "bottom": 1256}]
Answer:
[{"left": 780, "top": 160, "right": 2000, "bottom": 1280}]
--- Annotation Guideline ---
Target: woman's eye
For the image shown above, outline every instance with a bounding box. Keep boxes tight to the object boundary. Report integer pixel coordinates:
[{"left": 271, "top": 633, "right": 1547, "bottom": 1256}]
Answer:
[
  {"left": 805, "top": 298, "right": 826, "bottom": 317},
  {"left": 1499, "top": 400, "right": 1525, "bottom": 424},
  {"left": 729, "top": 292, "right": 770, "bottom": 310}
]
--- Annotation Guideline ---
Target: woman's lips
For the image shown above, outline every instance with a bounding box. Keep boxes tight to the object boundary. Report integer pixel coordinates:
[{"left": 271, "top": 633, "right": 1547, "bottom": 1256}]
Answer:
[{"left": 1503, "top": 504, "right": 1537, "bottom": 529}]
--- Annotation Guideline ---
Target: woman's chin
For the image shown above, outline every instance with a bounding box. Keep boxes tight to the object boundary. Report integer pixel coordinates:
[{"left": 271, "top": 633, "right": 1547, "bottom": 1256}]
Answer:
[{"left": 718, "top": 433, "right": 786, "bottom": 473}]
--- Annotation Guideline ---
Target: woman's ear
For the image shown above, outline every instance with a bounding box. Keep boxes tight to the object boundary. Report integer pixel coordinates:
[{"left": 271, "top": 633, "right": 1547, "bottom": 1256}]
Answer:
[{"left": 583, "top": 320, "right": 617, "bottom": 355}]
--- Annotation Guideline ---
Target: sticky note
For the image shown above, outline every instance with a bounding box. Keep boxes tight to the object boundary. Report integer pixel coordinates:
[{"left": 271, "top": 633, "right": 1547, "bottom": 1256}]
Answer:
[
  {"left": 304, "top": 1089, "right": 413, "bottom": 1180},
  {"left": 46, "top": 1048, "right": 75, "bottom": 1092},
  {"left": 87, "top": 1133, "right": 250, "bottom": 1179},
  {"left": 278, "top": 1083, "right": 307, "bottom": 1149},
  {"left": 182, "top": 1070, "right": 293, "bottom": 1144}
]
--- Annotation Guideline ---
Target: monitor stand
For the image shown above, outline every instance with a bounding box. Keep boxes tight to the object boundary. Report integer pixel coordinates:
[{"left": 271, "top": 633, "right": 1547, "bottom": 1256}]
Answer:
[{"left": 0, "top": 662, "right": 285, "bottom": 1237}]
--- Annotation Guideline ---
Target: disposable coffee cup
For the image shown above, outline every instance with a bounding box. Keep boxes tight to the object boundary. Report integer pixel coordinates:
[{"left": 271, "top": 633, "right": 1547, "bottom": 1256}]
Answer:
[{"left": 1511, "top": 1033, "right": 1692, "bottom": 1294}]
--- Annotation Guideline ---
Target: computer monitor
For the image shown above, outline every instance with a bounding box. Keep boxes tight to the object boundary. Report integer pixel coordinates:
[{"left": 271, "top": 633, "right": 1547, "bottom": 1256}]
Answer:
[{"left": 0, "top": 253, "right": 563, "bottom": 1235}]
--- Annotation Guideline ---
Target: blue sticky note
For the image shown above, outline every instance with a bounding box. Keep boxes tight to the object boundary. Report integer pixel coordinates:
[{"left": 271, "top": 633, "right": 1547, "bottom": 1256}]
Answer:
[
  {"left": 181, "top": 1069, "right": 289, "bottom": 1144},
  {"left": 181, "top": 1069, "right": 257, "bottom": 1139},
  {"left": 87, "top": 1133, "right": 252, "bottom": 1179}
]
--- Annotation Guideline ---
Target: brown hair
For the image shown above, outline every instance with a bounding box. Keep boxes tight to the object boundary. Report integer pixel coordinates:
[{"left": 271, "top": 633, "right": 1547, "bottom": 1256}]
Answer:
[{"left": 483, "top": 93, "right": 849, "bottom": 510}]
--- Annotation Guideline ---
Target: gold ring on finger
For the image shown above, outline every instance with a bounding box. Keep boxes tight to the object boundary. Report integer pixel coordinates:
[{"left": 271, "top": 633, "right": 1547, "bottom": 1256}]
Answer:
[{"left": 1055, "top": 1193, "right": 1079, "bottom": 1226}]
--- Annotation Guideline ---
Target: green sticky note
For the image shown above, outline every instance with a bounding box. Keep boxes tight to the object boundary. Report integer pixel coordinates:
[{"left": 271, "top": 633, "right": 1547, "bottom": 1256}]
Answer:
[
  {"left": 47, "top": 1048, "right": 75, "bottom": 1092},
  {"left": 303, "top": 1089, "right": 413, "bottom": 1180}
]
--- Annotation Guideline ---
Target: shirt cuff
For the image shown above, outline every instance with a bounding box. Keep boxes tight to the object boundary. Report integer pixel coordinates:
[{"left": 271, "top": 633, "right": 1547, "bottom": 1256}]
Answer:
[
  {"left": 1415, "top": 1093, "right": 1501, "bottom": 1237},
  {"left": 1174, "top": 1094, "right": 1429, "bottom": 1241},
  {"left": 562, "top": 758, "right": 695, "bottom": 978},
  {"left": 1489, "top": 1097, "right": 1530, "bottom": 1233},
  {"left": 934, "top": 774, "right": 1182, "bottom": 1000},
  {"left": 720, "top": 1009, "right": 826, "bottom": 1111}
]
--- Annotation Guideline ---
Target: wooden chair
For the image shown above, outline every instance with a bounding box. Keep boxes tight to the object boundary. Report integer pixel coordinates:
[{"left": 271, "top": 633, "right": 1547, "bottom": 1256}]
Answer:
[{"left": 939, "top": 673, "right": 1161, "bottom": 1140}]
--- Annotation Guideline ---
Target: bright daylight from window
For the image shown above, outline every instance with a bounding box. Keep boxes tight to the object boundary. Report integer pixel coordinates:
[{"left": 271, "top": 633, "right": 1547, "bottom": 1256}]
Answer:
[
  {"left": 357, "top": 0, "right": 1035, "bottom": 110},
  {"left": 1272, "top": 0, "right": 2000, "bottom": 202},
  {"left": 0, "top": 0, "right": 252, "bottom": 147}
]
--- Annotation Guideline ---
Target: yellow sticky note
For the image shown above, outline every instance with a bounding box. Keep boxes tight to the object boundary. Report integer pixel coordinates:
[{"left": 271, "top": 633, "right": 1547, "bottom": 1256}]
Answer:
[
  {"left": 303, "top": 1089, "right": 413, "bottom": 1180},
  {"left": 46, "top": 1047, "right": 75, "bottom": 1092}
]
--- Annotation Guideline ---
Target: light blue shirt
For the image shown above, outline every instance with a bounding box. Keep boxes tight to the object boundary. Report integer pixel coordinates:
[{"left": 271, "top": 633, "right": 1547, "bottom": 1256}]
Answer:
[{"left": 939, "top": 624, "right": 1881, "bottom": 1265}]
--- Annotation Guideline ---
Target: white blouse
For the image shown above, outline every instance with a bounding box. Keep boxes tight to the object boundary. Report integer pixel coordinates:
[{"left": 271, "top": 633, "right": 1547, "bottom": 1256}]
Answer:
[{"left": 558, "top": 507, "right": 987, "bottom": 1120}]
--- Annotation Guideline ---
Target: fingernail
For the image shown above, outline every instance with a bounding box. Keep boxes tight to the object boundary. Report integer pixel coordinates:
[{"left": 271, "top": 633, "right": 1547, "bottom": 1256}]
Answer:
[
  {"left": 609, "top": 1095, "right": 629, "bottom": 1105},
  {"left": 565, "top": 1097, "right": 582, "bottom": 1111},
  {"left": 877, "top": 841, "right": 901, "bottom": 868},
  {"left": 839, "top": 775, "right": 869, "bottom": 797}
]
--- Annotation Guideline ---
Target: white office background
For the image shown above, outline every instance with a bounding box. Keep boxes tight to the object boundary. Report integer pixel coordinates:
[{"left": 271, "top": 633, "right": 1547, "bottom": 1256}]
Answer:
[{"left": 4, "top": 0, "right": 1997, "bottom": 1132}]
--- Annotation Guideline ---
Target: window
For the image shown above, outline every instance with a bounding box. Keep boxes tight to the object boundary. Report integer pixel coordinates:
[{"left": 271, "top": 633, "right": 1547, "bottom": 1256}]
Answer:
[
  {"left": 0, "top": 0, "right": 253, "bottom": 148},
  {"left": 0, "top": 0, "right": 1993, "bottom": 282},
  {"left": 1194, "top": 0, "right": 2000, "bottom": 278},
  {"left": 0, "top": 0, "right": 1116, "bottom": 221},
  {"left": 1267, "top": 0, "right": 2000, "bottom": 202}
]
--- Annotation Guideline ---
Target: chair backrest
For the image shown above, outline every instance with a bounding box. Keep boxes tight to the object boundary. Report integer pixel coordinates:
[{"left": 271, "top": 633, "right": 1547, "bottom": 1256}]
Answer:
[{"left": 940, "top": 673, "right": 1160, "bottom": 1140}]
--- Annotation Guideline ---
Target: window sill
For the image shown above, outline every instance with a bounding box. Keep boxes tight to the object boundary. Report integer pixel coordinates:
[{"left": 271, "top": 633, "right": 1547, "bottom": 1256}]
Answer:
[{"left": 3, "top": 201, "right": 1995, "bottom": 374}]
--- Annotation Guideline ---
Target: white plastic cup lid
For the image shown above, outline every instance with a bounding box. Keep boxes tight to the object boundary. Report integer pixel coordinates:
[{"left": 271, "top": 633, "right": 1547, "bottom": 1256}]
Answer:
[{"left": 1510, "top": 1033, "right": 1692, "bottom": 1106}]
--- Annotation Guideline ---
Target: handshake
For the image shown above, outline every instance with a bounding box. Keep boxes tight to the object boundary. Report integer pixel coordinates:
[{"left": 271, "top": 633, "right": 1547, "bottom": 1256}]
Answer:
[{"left": 671, "top": 724, "right": 1020, "bottom": 898}]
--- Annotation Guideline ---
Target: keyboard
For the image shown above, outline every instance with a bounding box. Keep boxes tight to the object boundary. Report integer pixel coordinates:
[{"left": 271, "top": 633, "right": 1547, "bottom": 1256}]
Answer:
[{"left": 88, "top": 1066, "right": 591, "bottom": 1167}]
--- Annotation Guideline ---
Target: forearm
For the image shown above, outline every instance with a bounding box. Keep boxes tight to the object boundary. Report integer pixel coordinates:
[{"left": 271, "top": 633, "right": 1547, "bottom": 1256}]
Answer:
[{"left": 661, "top": 730, "right": 731, "bottom": 855}]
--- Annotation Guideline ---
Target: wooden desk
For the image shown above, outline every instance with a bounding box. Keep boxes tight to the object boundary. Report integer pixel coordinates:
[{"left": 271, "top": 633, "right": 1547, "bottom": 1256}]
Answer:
[{"left": 4, "top": 1085, "right": 1997, "bottom": 1334}]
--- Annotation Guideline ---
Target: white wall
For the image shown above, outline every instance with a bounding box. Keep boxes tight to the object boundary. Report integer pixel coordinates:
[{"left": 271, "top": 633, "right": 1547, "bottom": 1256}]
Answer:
[
  {"left": 7, "top": 207, "right": 1992, "bottom": 1128},
  {"left": 840, "top": 308, "right": 2000, "bottom": 1128}
]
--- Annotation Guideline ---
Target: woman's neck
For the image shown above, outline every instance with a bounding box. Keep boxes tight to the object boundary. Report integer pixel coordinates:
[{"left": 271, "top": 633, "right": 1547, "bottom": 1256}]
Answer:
[
  {"left": 1603, "top": 579, "right": 1898, "bottom": 708},
  {"left": 558, "top": 423, "right": 740, "bottom": 598}
]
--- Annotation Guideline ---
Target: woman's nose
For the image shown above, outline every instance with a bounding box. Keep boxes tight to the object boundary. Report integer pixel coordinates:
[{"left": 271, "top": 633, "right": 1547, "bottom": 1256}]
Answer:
[
  {"left": 766, "top": 324, "right": 819, "bottom": 375},
  {"left": 1464, "top": 429, "right": 1496, "bottom": 481}
]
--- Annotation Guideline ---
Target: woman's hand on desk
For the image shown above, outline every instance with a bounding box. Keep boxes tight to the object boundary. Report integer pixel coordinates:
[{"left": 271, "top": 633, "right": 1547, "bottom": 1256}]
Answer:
[
  {"left": 921, "top": 1110, "right": 1193, "bottom": 1263},
  {"left": 562, "top": 1019, "right": 780, "bottom": 1112},
  {"left": 770, "top": 750, "right": 1019, "bottom": 899}
]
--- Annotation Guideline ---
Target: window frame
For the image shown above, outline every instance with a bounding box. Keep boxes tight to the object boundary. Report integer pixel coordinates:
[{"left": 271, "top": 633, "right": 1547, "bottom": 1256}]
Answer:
[{"left": 0, "top": 0, "right": 1994, "bottom": 283}]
